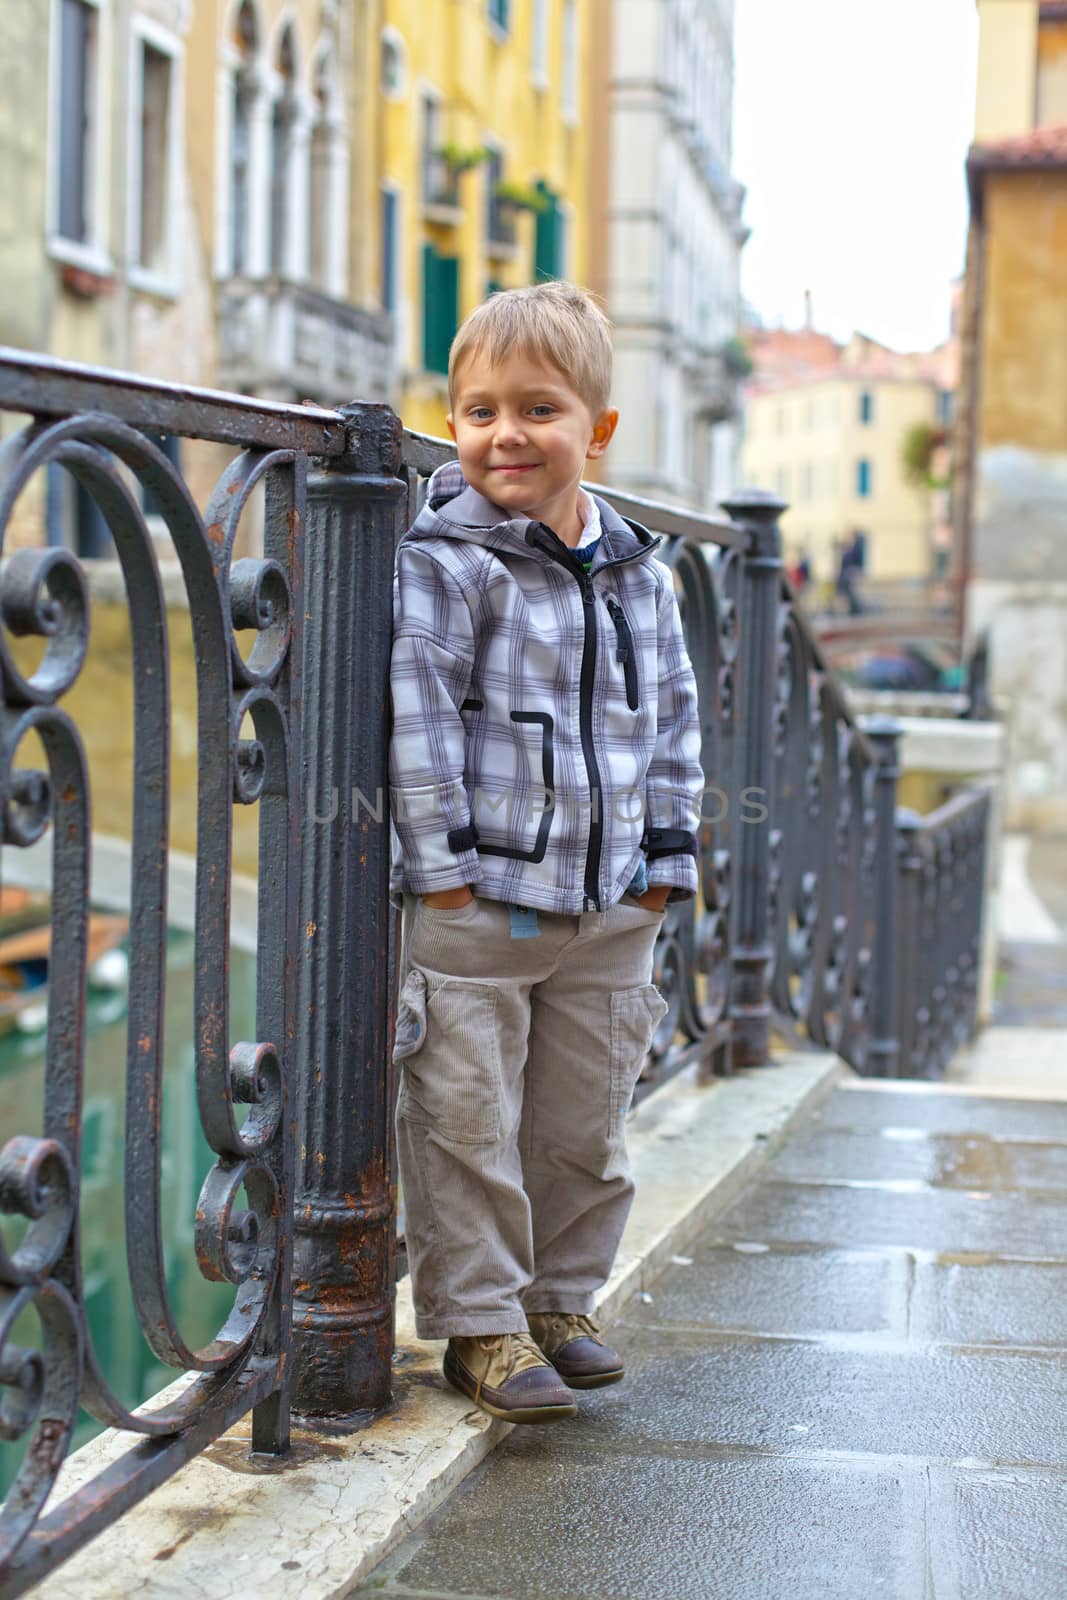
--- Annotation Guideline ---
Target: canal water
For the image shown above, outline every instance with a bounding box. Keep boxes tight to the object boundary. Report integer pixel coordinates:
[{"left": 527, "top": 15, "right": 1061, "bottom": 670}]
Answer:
[{"left": 0, "top": 931, "right": 258, "bottom": 1495}]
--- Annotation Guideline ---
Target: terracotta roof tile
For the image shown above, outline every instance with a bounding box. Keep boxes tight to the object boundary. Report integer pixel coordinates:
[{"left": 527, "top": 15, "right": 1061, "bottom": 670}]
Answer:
[{"left": 970, "top": 122, "right": 1067, "bottom": 170}]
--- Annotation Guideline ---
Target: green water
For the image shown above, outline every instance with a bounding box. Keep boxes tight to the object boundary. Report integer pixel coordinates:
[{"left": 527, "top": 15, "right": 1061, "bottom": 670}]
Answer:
[{"left": 0, "top": 930, "right": 258, "bottom": 1495}]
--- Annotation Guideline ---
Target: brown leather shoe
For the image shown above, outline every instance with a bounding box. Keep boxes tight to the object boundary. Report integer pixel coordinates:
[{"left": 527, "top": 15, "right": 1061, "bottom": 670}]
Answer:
[
  {"left": 443, "top": 1332, "right": 578, "bottom": 1423},
  {"left": 526, "top": 1312, "right": 625, "bottom": 1389}
]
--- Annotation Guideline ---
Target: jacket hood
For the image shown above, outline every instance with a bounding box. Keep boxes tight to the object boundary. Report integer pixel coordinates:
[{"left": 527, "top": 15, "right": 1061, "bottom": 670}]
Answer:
[{"left": 404, "top": 459, "right": 661, "bottom": 573}]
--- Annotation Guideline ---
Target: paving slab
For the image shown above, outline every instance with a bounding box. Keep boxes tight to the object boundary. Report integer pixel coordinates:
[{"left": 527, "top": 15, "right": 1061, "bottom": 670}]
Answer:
[
  {"left": 910, "top": 1257, "right": 1067, "bottom": 1349},
  {"left": 713, "top": 1177, "right": 1067, "bottom": 1259},
  {"left": 499, "top": 1331, "right": 1067, "bottom": 1466},
  {"left": 931, "top": 1467, "right": 1067, "bottom": 1600},
  {"left": 819, "top": 1085, "right": 1067, "bottom": 1139},
  {"left": 623, "top": 1241, "right": 908, "bottom": 1339},
  {"left": 359, "top": 1447, "right": 925, "bottom": 1600},
  {"left": 768, "top": 1126, "right": 1004, "bottom": 1189}
]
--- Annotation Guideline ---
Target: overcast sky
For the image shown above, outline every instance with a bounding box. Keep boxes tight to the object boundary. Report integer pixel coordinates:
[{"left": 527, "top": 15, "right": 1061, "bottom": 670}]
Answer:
[{"left": 732, "top": 0, "right": 980, "bottom": 352}]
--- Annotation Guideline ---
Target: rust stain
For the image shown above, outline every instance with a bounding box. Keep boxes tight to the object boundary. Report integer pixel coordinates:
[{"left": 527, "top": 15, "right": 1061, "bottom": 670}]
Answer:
[
  {"left": 207, "top": 522, "right": 225, "bottom": 545},
  {"left": 306, "top": 920, "right": 317, "bottom": 938},
  {"left": 138, "top": 1034, "right": 153, "bottom": 1054}
]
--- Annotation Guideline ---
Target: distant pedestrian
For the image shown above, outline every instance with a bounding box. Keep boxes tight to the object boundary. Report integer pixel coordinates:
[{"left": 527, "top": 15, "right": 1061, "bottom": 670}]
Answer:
[{"left": 836, "top": 532, "right": 865, "bottom": 615}]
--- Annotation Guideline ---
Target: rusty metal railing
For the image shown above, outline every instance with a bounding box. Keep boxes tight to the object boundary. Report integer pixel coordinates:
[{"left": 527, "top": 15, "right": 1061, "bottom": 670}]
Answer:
[{"left": 0, "top": 348, "right": 990, "bottom": 1591}]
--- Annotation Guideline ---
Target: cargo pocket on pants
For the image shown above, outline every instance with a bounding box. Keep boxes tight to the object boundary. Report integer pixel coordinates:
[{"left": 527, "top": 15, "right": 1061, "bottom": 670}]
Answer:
[
  {"left": 396, "top": 973, "right": 503, "bottom": 1145},
  {"left": 608, "top": 984, "right": 670, "bottom": 1131}
]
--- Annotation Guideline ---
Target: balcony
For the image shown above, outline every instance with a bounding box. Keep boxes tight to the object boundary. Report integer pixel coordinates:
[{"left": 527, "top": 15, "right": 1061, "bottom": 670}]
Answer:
[{"left": 216, "top": 278, "right": 396, "bottom": 407}]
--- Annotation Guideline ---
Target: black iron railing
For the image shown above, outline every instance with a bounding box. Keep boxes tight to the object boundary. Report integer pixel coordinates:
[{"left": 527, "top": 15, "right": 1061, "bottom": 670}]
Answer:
[{"left": 0, "top": 350, "right": 989, "bottom": 1591}]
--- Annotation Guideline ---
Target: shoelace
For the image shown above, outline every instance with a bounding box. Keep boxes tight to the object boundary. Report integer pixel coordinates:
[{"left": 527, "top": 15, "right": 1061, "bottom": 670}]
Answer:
[{"left": 471, "top": 1331, "right": 546, "bottom": 1403}]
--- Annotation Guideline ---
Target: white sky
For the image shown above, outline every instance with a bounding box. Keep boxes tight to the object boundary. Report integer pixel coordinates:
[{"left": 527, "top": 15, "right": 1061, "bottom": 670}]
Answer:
[{"left": 732, "top": 0, "right": 980, "bottom": 352}]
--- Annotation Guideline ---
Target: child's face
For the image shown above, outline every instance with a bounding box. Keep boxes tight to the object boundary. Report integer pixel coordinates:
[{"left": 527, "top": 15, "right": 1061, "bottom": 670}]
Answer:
[{"left": 447, "top": 350, "right": 618, "bottom": 540}]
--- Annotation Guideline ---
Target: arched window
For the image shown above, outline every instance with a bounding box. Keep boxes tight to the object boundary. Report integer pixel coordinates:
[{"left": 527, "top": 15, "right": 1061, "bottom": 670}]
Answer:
[
  {"left": 309, "top": 54, "right": 331, "bottom": 288},
  {"left": 308, "top": 42, "right": 348, "bottom": 297},
  {"left": 270, "top": 26, "right": 297, "bottom": 274},
  {"left": 231, "top": 0, "right": 258, "bottom": 274}
]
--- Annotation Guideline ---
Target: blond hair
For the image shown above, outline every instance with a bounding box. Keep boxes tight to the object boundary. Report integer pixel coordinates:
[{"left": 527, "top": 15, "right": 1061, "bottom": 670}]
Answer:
[{"left": 448, "top": 281, "right": 614, "bottom": 418}]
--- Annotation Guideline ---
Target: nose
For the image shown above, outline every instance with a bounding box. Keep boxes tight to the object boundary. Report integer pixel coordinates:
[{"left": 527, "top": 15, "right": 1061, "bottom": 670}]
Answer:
[{"left": 493, "top": 411, "right": 528, "bottom": 447}]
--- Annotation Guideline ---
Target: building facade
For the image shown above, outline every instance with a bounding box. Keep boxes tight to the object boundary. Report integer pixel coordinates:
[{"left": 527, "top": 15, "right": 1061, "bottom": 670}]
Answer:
[
  {"left": 957, "top": 0, "right": 1067, "bottom": 828},
  {"left": 597, "top": 0, "right": 746, "bottom": 508},
  {"left": 742, "top": 330, "right": 952, "bottom": 596},
  {"left": 0, "top": 0, "right": 394, "bottom": 549},
  {"left": 379, "top": 0, "right": 592, "bottom": 438}
]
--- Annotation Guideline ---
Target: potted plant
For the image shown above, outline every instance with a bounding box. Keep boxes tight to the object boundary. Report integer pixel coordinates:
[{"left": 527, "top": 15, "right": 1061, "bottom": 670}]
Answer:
[{"left": 493, "top": 179, "right": 550, "bottom": 214}]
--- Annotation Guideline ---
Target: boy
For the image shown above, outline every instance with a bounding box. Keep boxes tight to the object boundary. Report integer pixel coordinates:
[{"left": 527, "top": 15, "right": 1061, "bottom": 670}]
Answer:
[{"left": 389, "top": 282, "right": 704, "bottom": 1424}]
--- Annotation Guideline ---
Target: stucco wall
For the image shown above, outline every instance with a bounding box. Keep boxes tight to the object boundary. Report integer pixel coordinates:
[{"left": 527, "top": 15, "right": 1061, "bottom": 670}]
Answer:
[
  {"left": 0, "top": 0, "right": 52, "bottom": 350},
  {"left": 975, "top": 0, "right": 1039, "bottom": 141}
]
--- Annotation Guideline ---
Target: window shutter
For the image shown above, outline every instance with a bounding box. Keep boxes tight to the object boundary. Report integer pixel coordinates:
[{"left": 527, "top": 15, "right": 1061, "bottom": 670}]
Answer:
[
  {"left": 423, "top": 243, "right": 459, "bottom": 374},
  {"left": 534, "top": 181, "right": 561, "bottom": 281}
]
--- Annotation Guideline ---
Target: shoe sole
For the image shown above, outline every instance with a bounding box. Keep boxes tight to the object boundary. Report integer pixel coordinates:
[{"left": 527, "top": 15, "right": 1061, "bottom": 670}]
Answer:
[
  {"left": 443, "top": 1358, "right": 577, "bottom": 1424},
  {"left": 558, "top": 1367, "right": 625, "bottom": 1390}
]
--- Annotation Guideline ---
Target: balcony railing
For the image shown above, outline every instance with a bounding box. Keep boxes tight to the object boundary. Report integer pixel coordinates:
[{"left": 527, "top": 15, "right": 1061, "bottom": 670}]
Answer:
[
  {"left": 215, "top": 279, "right": 395, "bottom": 408},
  {"left": 0, "top": 349, "right": 990, "bottom": 1592}
]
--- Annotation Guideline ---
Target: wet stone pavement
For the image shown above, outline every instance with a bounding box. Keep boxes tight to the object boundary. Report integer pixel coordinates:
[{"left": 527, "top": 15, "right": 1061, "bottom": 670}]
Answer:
[{"left": 357, "top": 1082, "right": 1067, "bottom": 1600}]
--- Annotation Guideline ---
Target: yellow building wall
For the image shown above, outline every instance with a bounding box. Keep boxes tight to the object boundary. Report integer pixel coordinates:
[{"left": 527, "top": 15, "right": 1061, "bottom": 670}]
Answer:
[
  {"left": 975, "top": 0, "right": 1039, "bottom": 141},
  {"left": 383, "top": 0, "right": 590, "bottom": 438},
  {"left": 741, "top": 377, "right": 937, "bottom": 587},
  {"left": 1037, "top": 18, "right": 1067, "bottom": 129},
  {"left": 979, "top": 172, "right": 1067, "bottom": 454}
]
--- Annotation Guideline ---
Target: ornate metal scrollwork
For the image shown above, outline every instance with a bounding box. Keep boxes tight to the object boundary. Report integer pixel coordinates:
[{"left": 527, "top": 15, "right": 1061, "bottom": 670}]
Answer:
[{"left": 0, "top": 394, "right": 302, "bottom": 1577}]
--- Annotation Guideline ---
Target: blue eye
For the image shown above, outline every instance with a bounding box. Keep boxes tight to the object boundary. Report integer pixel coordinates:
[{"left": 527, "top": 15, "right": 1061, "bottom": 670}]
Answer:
[
  {"left": 470, "top": 407, "right": 494, "bottom": 420},
  {"left": 530, "top": 405, "right": 555, "bottom": 417}
]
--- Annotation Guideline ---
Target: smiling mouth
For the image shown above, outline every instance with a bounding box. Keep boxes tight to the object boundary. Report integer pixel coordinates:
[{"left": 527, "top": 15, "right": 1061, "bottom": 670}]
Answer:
[{"left": 492, "top": 464, "right": 540, "bottom": 472}]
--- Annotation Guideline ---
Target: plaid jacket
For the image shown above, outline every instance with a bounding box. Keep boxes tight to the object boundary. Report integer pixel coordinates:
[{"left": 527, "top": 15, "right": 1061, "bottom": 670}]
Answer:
[{"left": 389, "top": 462, "right": 704, "bottom": 914}]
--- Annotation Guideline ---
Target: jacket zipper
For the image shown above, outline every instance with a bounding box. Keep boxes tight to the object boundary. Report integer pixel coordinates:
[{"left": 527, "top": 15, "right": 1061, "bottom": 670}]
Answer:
[
  {"left": 604, "top": 595, "right": 639, "bottom": 711},
  {"left": 577, "top": 572, "right": 605, "bottom": 911},
  {"left": 531, "top": 525, "right": 604, "bottom": 911}
]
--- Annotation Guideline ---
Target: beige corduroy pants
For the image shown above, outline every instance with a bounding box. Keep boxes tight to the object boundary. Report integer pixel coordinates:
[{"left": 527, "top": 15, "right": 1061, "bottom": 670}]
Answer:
[{"left": 394, "top": 893, "right": 668, "bottom": 1340}]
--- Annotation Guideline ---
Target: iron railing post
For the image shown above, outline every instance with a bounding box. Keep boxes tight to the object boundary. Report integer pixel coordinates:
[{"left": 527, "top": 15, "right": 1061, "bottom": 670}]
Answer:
[
  {"left": 292, "top": 402, "right": 406, "bottom": 1420},
  {"left": 895, "top": 809, "right": 924, "bottom": 1078},
  {"left": 721, "top": 489, "right": 785, "bottom": 1067},
  {"left": 864, "top": 716, "right": 902, "bottom": 1078}
]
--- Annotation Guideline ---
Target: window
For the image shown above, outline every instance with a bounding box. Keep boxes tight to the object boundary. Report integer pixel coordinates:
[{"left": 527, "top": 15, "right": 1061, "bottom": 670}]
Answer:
[
  {"left": 561, "top": 0, "right": 577, "bottom": 121},
  {"left": 381, "top": 29, "right": 406, "bottom": 98},
  {"left": 488, "top": 0, "right": 510, "bottom": 34},
  {"left": 131, "top": 27, "right": 179, "bottom": 284},
  {"left": 423, "top": 242, "right": 459, "bottom": 374},
  {"left": 270, "top": 28, "right": 297, "bottom": 275},
  {"left": 381, "top": 186, "right": 399, "bottom": 314},
  {"left": 938, "top": 389, "right": 954, "bottom": 424},
  {"left": 46, "top": 459, "right": 112, "bottom": 558},
  {"left": 230, "top": 0, "right": 258, "bottom": 275},
  {"left": 859, "top": 390, "right": 874, "bottom": 424},
  {"left": 857, "top": 459, "right": 872, "bottom": 497},
  {"left": 531, "top": 0, "right": 548, "bottom": 84},
  {"left": 485, "top": 146, "right": 515, "bottom": 250},
  {"left": 309, "top": 59, "right": 332, "bottom": 290},
  {"left": 54, "top": 0, "right": 102, "bottom": 251},
  {"left": 421, "top": 92, "right": 454, "bottom": 208}
]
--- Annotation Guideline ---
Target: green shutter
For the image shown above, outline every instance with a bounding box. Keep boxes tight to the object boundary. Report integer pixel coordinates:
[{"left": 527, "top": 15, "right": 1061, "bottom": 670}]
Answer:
[
  {"left": 423, "top": 243, "right": 459, "bottom": 375},
  {"left": 534, "top": 182, "right": 561, "bottom": 282}
]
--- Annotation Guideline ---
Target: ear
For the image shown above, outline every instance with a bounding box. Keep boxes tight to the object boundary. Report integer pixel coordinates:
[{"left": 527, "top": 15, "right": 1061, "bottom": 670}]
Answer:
[
  {"left": 446, "top": 414, "right": 457, "bottom": 442},
  {"left": 586, "top": 408, "right": 619, "bottom": 460}
]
